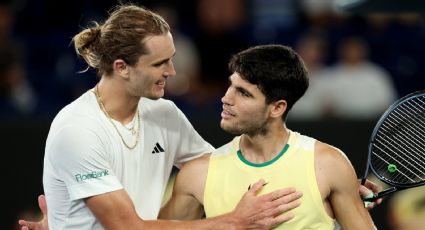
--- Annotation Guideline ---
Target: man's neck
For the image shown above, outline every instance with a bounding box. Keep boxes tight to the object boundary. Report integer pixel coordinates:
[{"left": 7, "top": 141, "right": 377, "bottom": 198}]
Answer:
[
  {"left": 96, "top": 78, "right": 140, "bottom": 124},
  {"left": 239, "top": 125, "right": 290, "bottom": 164}
]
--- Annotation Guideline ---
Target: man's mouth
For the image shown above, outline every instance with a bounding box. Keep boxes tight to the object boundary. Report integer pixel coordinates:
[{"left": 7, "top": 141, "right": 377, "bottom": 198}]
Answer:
[
  {"left": 221, "top": 107, "right": 235, "bottom": 119},
  {"left": 155, "top": 80, "right": 166, "bottom": 86}
]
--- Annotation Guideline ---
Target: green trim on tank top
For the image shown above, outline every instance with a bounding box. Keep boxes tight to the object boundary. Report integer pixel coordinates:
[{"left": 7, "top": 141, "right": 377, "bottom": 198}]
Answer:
[{"left": 237, "top": 144, "right": 289, "bottom": 167}]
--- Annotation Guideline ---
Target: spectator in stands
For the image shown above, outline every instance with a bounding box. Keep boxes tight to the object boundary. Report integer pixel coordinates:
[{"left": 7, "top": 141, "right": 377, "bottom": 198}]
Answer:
[
  {"left": 0, "top": 3, "right": 38, "bottom": 117},
  {"left": 324, "top": 36, "right": 397, "bottom": 119},
  {"left": 289, "top": 31, "right": 333, "bottom": 120}
]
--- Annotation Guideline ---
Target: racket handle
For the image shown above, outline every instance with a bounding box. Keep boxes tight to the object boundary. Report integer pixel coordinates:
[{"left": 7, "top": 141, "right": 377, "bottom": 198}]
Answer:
[
  {"left": 362, "top": 187, "right": 397, "bottom": 202},
  {"left": 362, "top": 189, "right": 374, "bottom": 208}
]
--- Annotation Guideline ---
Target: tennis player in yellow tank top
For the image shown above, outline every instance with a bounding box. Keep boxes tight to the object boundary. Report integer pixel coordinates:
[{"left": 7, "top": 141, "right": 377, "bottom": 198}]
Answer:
[{"left": 160, "top": 45, "right": 376, "bottom": 229}]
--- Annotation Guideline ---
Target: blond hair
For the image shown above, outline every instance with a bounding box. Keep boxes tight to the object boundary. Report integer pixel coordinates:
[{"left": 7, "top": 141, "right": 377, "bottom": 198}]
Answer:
[{"left": 73, "top": 4, "right": 170, "bottom": 76}]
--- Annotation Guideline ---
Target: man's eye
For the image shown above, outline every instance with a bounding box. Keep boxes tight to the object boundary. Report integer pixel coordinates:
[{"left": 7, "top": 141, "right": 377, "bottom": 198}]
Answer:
[{"left": 239, "top": 91, "right": 249, "bottom": 97}]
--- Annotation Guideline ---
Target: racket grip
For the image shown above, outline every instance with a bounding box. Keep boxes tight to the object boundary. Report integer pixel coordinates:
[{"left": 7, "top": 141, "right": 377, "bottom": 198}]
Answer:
[
  {"left": 363, "top": 187, "right": 397, "bottom": 202},
  {"left": 362, "top": 189, "right": 375, "bottom": 208}
]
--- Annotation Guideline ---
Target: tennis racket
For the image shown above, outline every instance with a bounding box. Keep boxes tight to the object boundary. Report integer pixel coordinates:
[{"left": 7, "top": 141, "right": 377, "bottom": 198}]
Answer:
[{"left": 362, "top": 90, "right": 425, "bottom": 202}]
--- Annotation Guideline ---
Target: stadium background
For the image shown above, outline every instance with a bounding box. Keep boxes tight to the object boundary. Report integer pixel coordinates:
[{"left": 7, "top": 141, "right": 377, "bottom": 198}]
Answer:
[{"left": 1, "top": 0, "right": 425, "bottom": 229}]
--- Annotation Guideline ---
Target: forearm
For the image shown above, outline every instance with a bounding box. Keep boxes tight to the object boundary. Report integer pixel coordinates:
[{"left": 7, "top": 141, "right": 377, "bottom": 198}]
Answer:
[
  {"left": 144, "top": 212, "right": 242, "bottom": 230},
  {"left": 159, "top": 196, "right": 204, "bottom": 220}
]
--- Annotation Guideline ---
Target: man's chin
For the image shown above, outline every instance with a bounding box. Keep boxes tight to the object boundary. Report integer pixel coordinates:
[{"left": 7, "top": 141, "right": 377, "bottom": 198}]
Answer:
[
  {"left": 145, "top": 92, "right": 164, "bottom": 100},
  {"left": 220, "top": 123, "right": 242, "bottom": 135}
]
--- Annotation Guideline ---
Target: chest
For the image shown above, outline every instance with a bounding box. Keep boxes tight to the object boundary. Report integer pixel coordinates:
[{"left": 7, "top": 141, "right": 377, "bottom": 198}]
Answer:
[
  {"left": 204, "top": 148, "right": 333, "bottom": 217},
  {"left": 103, "top": 120, "right": 174, "bottom": 181}
]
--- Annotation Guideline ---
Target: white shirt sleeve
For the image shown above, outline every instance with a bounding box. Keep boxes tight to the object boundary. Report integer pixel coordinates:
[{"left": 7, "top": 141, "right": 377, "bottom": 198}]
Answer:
[
  {"left": 45, "top": 125, "right": 123, "bottom": 200},
  {"left": 166, "top": 102, "right": 215, "bottom": 167}
]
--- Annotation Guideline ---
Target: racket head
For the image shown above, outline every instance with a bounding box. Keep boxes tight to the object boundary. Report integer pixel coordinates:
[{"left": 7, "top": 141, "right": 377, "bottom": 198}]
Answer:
[{"left": 366, "top": 90, "right": 425, "bottom": 188}]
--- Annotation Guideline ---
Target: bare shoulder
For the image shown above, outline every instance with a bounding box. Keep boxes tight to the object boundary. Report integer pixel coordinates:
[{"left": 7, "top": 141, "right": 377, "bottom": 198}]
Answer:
[
  {"left": 314, "top": 142, "right": 375, "bottom": 229},
  {"left": 315, "top": 141, "right": 352, "bottom": 169},
  {"left": 180, "top": 154, "right": 211, "bottom": 176},
  {"left": 314, "top": 141, "right": 358, "bottom": 189},
  {"left": 176, "top": 154, "right": 211, "bottom": 200}
]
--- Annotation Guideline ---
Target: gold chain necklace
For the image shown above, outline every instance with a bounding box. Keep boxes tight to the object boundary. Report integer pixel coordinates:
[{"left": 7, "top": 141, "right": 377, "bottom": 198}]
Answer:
[
  {"left": 122, "top": 116, "right": 138, "bottom": 135},
  {"left": 93, "top": 85, "right": 140, "bottom": 149}
]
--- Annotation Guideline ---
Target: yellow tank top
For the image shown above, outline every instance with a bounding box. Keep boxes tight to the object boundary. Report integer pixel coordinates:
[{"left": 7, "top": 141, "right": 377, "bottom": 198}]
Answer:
[{"left": 204, "top": 131, "right": 335, "bottom": 229}]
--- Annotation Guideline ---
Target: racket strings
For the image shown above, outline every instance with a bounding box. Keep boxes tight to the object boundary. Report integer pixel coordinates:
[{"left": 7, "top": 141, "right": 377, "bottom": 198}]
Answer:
[
  {"left": 408, "top": 96, "right": 425, "bottom": 120},
  {"left": 372, "top": 150, "right": 416, "bottom": 182},
  {"left": 371, "top": 95, "right": 425, "bottom": 185},
  {"left": 398, "top": 101, "right": 425, "bottom": 134},
  {"left": 380, "top": 103, "right": 425, "bottom": 167},
  {"left": 372, "top": 143, "right": 423, "bottom": 182},
  {"left": 373, "top": 135, "right": 425, "bottom": 176},
  {"left": 381, "top": 117, "right": 425, "bottom": 163},
  {"left": 381, "top": 119, "right": 425, "bottom": 161},
  {"left": 393, "top": 103, "right": 425, "bottom": 142}
]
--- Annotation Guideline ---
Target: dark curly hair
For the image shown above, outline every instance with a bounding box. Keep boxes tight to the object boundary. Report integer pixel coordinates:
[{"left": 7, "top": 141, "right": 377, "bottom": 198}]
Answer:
[{"left": 229, "top": 44, "right": 309, "bottom": 120}]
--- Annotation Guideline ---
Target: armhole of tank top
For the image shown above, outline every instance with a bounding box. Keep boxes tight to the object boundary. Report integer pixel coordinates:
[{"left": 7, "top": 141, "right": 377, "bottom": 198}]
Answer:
[
  {"left": 306, "top": 137, "right": 335, "bottom": 225},
  {"left": 203, "top": 153, "right": 215, "bottom": 210},
  {"left": 204, "top": 138, "right": 239, "bottom": 212}
]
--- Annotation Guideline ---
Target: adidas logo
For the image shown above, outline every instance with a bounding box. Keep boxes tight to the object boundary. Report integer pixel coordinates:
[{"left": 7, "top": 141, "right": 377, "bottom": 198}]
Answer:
[{"left": 152, "top": 142, "right": 165, "bottom": 154}]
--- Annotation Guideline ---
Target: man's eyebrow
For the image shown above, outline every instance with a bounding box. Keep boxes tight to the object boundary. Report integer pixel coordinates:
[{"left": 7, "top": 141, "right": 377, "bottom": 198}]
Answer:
[
  {"left": 235, "top": 86, "right": 253, "bottom": 97},
  {"left": 152, "top": 53, "right": 176, "bottom": 65},
  {"left": 228, "top": 76, "right": 254, "bottom": 97}
]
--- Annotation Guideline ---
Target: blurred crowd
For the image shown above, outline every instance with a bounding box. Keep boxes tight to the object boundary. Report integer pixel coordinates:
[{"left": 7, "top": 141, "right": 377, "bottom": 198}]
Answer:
[
  {"left": 2, "top": 0, "right": 425, "bottom": 229},
  {"left": 1, "top": 0, "right": 424, "bottom": 121}
]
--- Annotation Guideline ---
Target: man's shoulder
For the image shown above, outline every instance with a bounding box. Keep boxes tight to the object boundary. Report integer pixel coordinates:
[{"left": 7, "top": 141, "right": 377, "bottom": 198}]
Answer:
[
  {"left": 314, "top": 141, "right": 356, "bottom": 182},
  {"left": 182, "top": 154, "right": 211, "bottom": 173},
  {"left": 55, "top": 90, "right": 97, "bottom": 119},
  {"left": 314, "top": 141, "right": 347, "bottom": 163},
  {"left": 49, "top": 91, "right": 104, "bottom": 134}
]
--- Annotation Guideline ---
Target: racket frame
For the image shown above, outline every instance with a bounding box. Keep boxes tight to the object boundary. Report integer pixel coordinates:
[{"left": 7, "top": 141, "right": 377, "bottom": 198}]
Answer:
[{"left": 362, "top": 90, "right": 425, "bottom": 201}]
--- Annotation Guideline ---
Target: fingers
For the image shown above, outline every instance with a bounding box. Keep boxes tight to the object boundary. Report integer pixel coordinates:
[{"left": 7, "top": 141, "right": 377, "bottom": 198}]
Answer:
[
  {"left": 271, "top": 190, "right": 302, "bottom": 206},
  {"left": 362, "top": 179, "right": 382, "bottom": 194},
  {"left": 262, "top": 192, "right": 302, "bottom": 226},
  {"left": 360, "top": 180, "right": 385, "bottom": 210},
  {"left": 269, "top": 191, "right": 302, "bottom": 216},
  {"left": 248, "top": 179, "right": 266, "bottom": 195},
  {"left": 256, "top": 188, "right": 302, "bottom": 220},
  {"left": 360, "top": 187, "right": 374, "bottom": 209},
  {"left": 234, "top": 185, "right": 303, "bottom": 229},
  {"left": 271, "top": 212, "right": 295, "bottom": 226},
  {"left": 38, "top": 194, "right": 48, "bottom": 215},
  {"left": 359, "top": 185, "right": 372, "bottom": 197},
  {"left": 260, "top": 187, "right": 297, "bottom": 202},
  {"left": 17, "top": 195, "right": 48, "bottom": 230},
  {"left": 367, "top": 182, "right": 381, "bottom": 194},
  {"left": 18, "top": 220, "right": 35, "bottom": 230},
  {"left": 366, "top": 202, "right": 375, "bottom": 209},
  {"left": 18, "top": 220, "right": 27, "bottom": 227},
  {"left": 364, "top": 197, "right": 383, "bottom": 210}
]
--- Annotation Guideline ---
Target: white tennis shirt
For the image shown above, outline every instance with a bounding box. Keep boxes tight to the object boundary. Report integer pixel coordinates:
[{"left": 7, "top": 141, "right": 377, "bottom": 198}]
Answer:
[{"left": 43, "top": 89, "right": 214, "bottom": 229}]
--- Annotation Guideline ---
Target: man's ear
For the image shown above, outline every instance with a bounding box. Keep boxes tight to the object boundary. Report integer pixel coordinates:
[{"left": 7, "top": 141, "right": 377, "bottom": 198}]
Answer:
[
  {"left": 113, "top": 59, "right": 129, "bottom": 79},
  {"left": 270, "top": 100, "right": 287, "bottom": 118}
]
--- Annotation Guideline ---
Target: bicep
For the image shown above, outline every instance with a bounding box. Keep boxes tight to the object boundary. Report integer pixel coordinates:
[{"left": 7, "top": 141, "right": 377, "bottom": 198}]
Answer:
[
  {"left": 160, "top": 187, "right": 204, "bottom": 220},
  {"left": 85, "top": 189, "right": 144, "bottom": 229},
  {"left": 326, "top": 149, "right": 375, "bottom": 229},
  {"left": 159, "top": 159, "right": 206, "bottom": 220}
]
